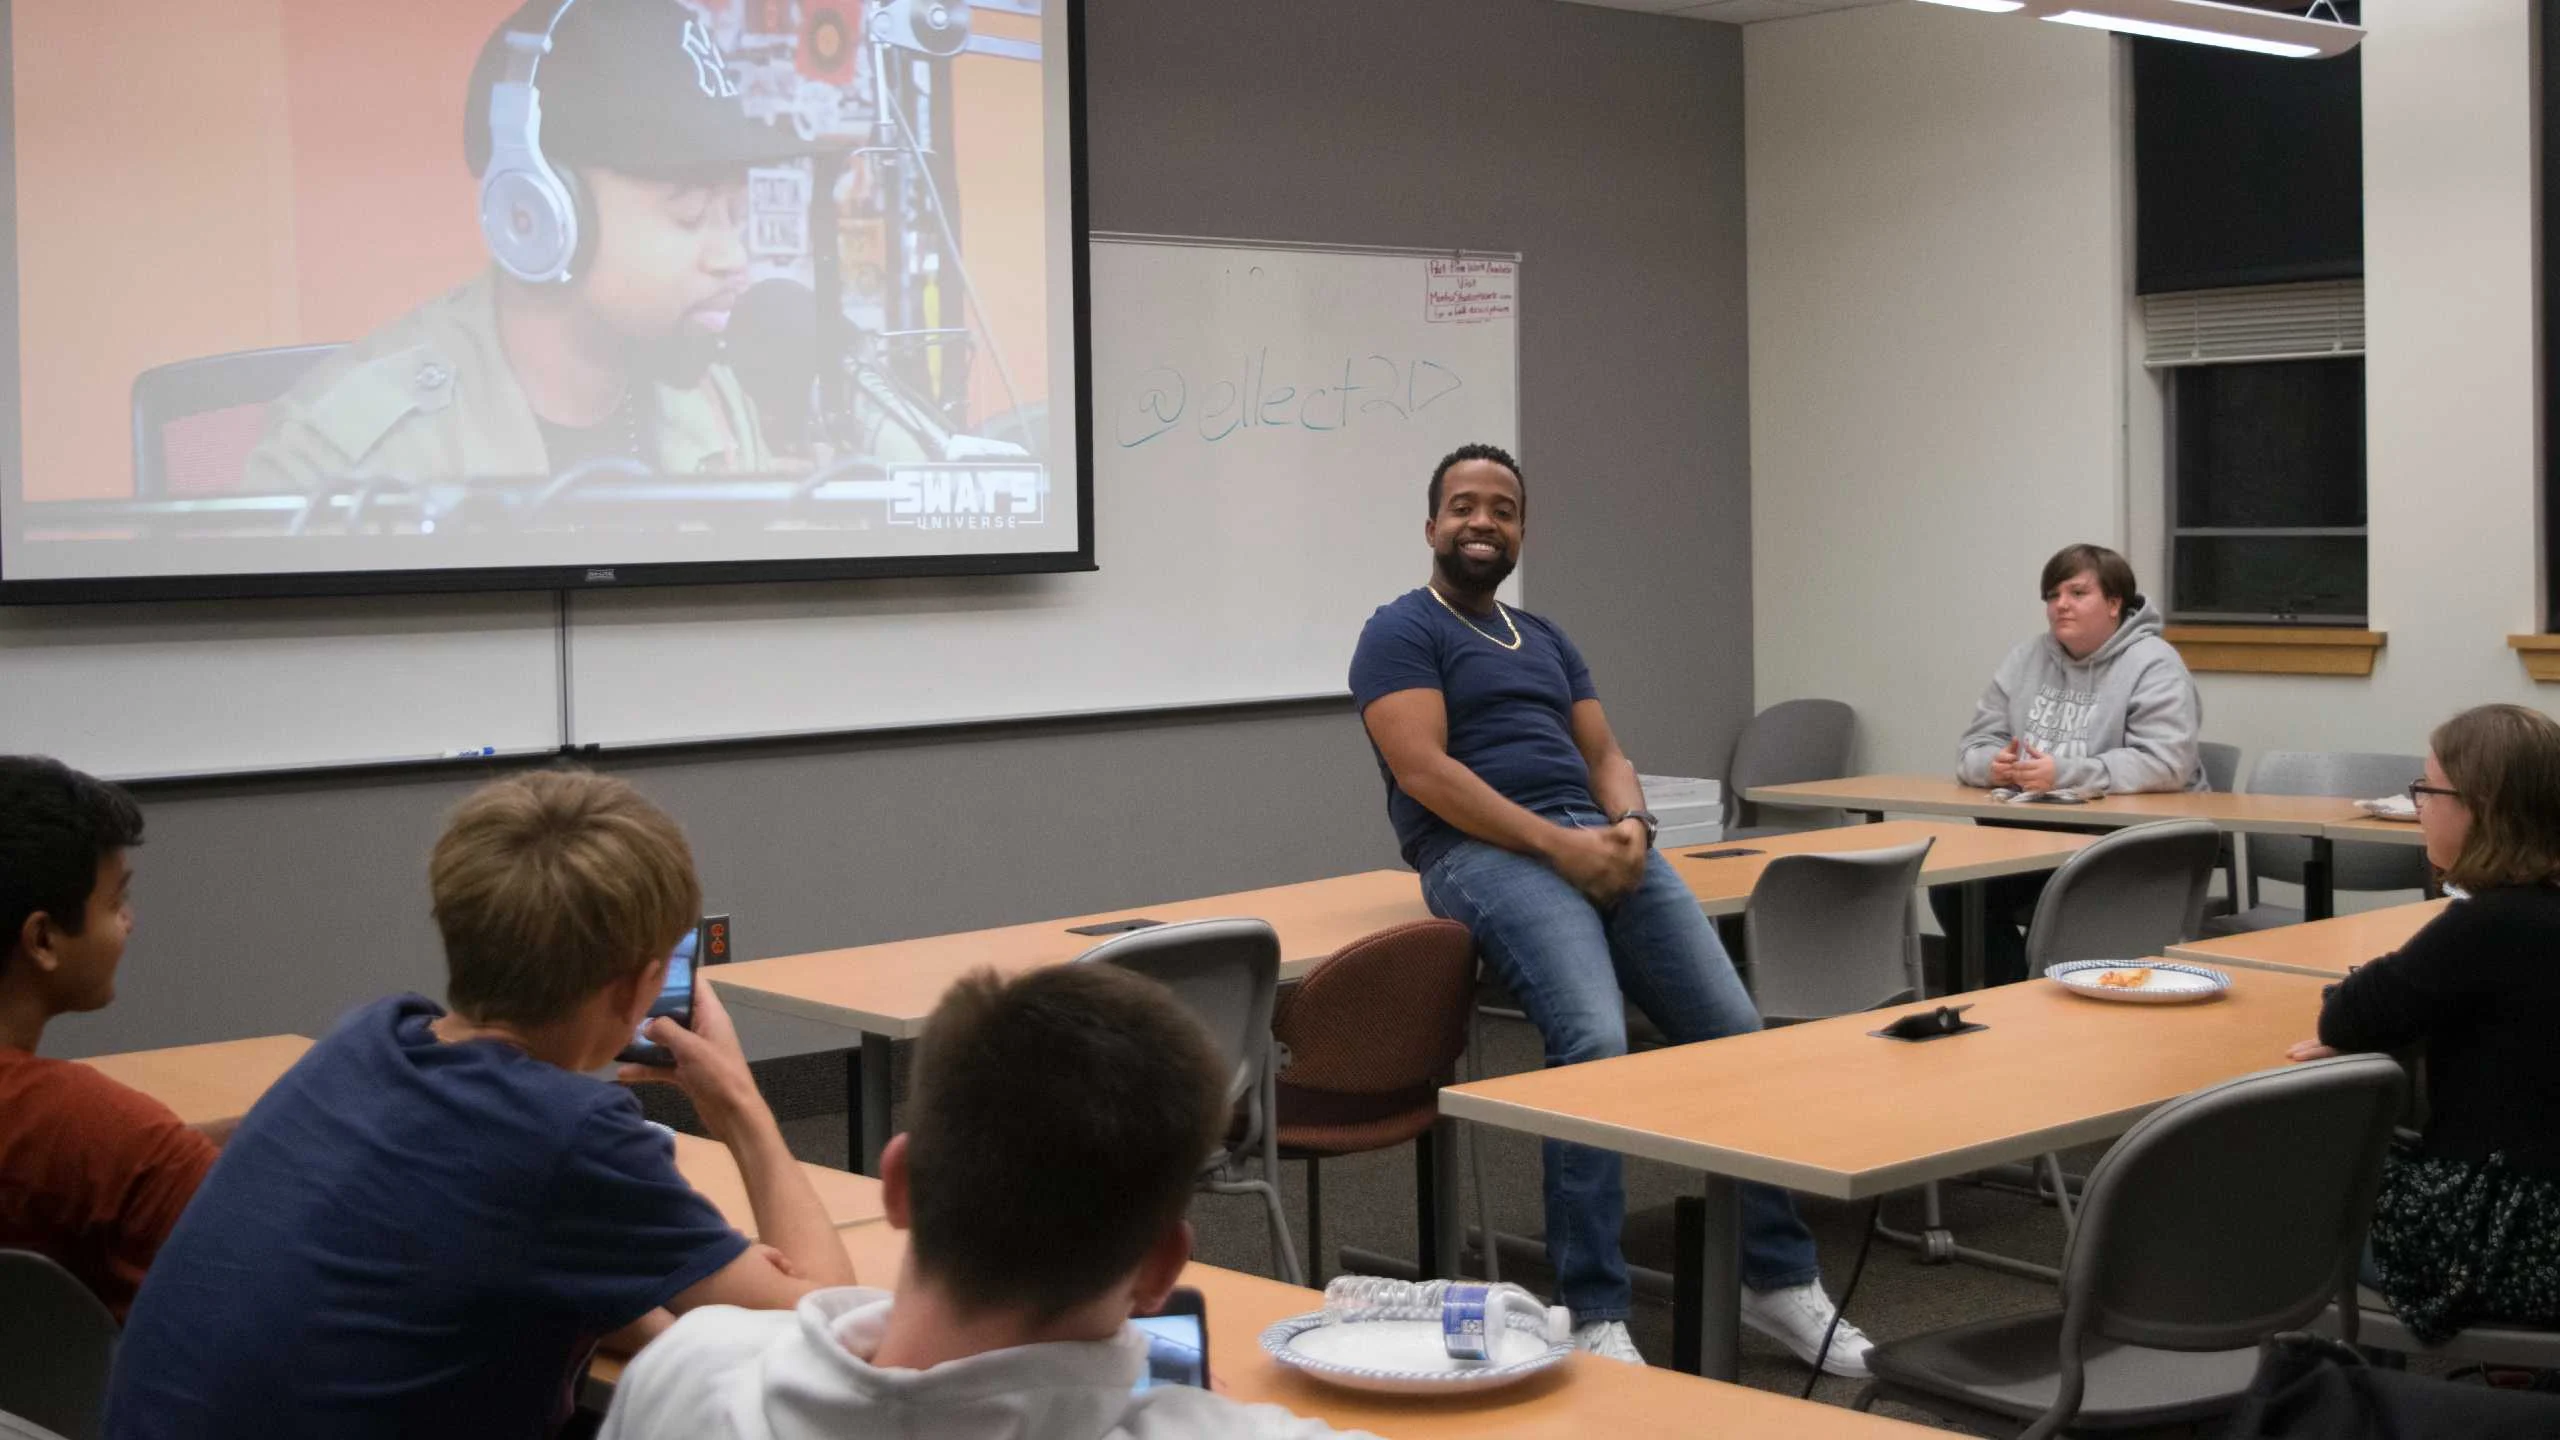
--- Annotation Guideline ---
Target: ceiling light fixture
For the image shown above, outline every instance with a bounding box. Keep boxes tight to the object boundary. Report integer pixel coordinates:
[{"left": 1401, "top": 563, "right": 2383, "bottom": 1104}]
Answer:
[{"left": 1910, "top": 0, "right": 2362, "bottom": 59}]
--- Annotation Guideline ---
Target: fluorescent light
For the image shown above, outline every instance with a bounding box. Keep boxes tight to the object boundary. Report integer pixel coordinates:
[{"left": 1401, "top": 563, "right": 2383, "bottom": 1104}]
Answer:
[
  {"left": 1912, "top": 0, "right": 2029, "bottom": 12},
  {"left": 2044, "top": 9, "right": 2318, "bottom": 57}
]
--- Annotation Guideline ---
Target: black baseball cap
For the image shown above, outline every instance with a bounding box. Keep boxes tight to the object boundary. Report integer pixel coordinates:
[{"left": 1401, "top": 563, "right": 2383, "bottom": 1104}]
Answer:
[{"left": 465, "top": 0, "right": 833, "bottom": 178}]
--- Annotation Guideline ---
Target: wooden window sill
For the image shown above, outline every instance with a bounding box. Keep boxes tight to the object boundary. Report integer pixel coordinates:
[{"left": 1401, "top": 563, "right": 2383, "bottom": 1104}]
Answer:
[
  {"left": 2162, "top": 625, "right": 2385, "bottom": 676},
  {"left": 2507, "top": 634, "right": 2560, "bottom": 682}
]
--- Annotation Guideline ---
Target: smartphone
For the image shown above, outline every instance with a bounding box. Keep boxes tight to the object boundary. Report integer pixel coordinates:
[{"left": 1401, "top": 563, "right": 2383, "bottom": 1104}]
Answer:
[
  {"left": 1132, "top": 1287, "right": 1209, "bottom": 1392},
  {"left": 618, "top": 921, "right": 705, "bottom": 1067}
]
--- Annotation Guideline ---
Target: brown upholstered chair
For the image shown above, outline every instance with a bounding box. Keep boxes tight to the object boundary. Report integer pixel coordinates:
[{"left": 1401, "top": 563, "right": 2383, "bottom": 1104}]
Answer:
[{"left": 1271, "top": 919, "right": 1486, "bottom": 1284}]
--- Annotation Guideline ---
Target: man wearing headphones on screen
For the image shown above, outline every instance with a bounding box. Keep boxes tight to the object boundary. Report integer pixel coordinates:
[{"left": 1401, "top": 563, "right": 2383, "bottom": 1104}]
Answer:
[{"left": 244, "top": 0, "right": 931, "bottom": 497}]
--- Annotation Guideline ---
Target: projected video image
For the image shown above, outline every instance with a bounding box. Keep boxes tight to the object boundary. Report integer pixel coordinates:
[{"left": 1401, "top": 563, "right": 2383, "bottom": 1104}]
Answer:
[{"left": 1, "top": 0, "right": 1080, "bottom": 590}]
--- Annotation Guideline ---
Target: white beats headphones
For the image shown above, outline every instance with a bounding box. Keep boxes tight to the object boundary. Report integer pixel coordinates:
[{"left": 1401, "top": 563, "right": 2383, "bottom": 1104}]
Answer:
[{"left": 479, "top": 0, "right": 584, "bottom": 284}]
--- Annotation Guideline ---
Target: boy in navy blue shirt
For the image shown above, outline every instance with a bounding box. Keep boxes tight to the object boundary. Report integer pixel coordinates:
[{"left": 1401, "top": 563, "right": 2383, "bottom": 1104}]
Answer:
[{"left": 105, "top": 771, "right": 857, "bottom": 1439}]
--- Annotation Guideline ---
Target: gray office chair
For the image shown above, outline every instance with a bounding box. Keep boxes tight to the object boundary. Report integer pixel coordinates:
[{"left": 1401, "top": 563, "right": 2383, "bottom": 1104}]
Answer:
[
  {"left": 2206, "top": 751, "right": 2430, "bottom": 935},
  {"left": 1076, "top": 918, "right": 1303, "bottom": 1285},
  {"left": 1725, "top": 698, "right": 1857, "bottom": 838},
  {"left": 0, "top": 1413, "right": 71, "bottom": 1440},
  {"left": 2196, "top": 741, "right": 2242, "bottom": 922},
  {"left": 1888, "top": 821, "right": 2222, "bottom": 1273},
  {"left": 1741, "top": 838, "right": 1932, "bottom": 1024},
  {"left": 0, "top": 1250, "right": 118, "bottom": 1440},
  {"left": 1857, "top": 1054, "right": 2407, "bottom": 1440}
]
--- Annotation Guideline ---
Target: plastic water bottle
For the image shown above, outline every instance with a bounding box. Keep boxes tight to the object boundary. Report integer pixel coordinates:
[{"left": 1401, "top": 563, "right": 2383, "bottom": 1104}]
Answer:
[{"left": 1321, "top": 1276, "right": 1570, "bottom": 1361}]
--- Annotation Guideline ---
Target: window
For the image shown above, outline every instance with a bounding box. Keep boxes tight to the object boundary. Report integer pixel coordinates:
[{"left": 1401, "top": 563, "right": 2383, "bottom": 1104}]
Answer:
[
  {"left": 2167, "top": 359, "right": 2367, "bottom": 622},
  {"left": 2146, "top": 284, "right": 2367, "bottom": 624}
]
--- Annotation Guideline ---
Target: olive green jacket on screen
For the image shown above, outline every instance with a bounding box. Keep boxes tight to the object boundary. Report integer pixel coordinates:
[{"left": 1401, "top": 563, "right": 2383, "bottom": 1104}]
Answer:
[{"left": 242, "top": 271, "right": 784, "bottom": 492}]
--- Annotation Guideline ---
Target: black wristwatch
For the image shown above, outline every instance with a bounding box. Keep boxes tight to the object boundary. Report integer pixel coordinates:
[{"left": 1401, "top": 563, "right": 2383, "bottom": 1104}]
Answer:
[{"left": 1613, "top": 809, "right": 1660, "bottom": 847}]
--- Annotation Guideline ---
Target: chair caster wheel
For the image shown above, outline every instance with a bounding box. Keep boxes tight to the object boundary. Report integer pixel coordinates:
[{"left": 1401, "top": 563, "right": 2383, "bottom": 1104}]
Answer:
[{"left": 1920, "top": 1228, "right": 1956, "bottom": 1264}]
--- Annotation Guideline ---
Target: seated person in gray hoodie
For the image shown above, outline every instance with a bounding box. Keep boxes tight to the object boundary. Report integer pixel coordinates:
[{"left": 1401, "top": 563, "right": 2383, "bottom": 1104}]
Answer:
[
  {"left": 599, "top": 963, "right": 1371, "bottom": 1440},
  {"left": 1930, "top": 543, "right": 2204, "bottom": 984}
]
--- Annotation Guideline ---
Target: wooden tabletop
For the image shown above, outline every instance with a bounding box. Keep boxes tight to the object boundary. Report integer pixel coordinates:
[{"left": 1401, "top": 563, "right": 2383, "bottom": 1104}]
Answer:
[
  {"left": 669, "top": 1132, "right": 883, "bottom": 1234},
  {"left": 2165, "top": 900, "right": 2448, "bottom": 976},
  {"left": 1666, "top": 819, "right": 2092, "bottom": 915},
  {"left": 594, "top": 1221, "right": 1935, "bottom": 1438},
  {"left": 2324, "top": 816, "right": 2430, "bottom": 847},
  {"left": 1441, "top": 967, "right": 2330, "bottom": 1199},
  {"left": 1741, "top": 775, "right": 2365, "bottom": 836},
  {"left": 715, "top": 870, "right": 1434, "bottom": 1040},
  {"left": 78, "top": 1034, "right": 313, "bottom": 1128}
]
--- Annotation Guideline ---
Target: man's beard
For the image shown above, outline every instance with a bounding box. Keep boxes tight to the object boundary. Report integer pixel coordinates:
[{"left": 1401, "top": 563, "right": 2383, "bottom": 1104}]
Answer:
[{"left": 1434, "top": 542, "right": 1516, "bottom": 595}]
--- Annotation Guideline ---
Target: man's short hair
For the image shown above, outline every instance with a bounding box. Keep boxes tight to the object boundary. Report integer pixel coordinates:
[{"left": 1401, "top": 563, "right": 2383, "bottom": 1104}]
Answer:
[
  {"left": 430, "top": 770, "right": 700, "bottom": 1028},
  {"left": 2431, "top": 703, "right": 2560, "bottom": 893},
  {"left": 0, "top": 756, "right": 143, "bottom": 979},
  {"left": 904, "top": 965, "right": 1226, "bottom": 1320},
  {"left": 2039, "top": 542, "right": 2139, "bottom": 611},
  {"left": 1427, "top": 442, "right": 1527, "bottom": 518}
]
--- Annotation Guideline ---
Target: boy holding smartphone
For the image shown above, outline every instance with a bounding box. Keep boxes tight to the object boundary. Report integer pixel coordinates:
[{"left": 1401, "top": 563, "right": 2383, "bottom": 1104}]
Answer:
[
  {"left": 106, "top": 771, "right": 854, "bottom": 1439},
  {"left": 601, "top": 964, "right": 1372, "bottom": 1440}
]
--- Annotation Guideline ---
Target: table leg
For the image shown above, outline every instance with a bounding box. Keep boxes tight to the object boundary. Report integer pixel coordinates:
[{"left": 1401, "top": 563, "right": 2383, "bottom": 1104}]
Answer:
[
  {"left": 1957, "top": 880, "right": 1986, "bottom": 995},
  {"left": 850, "top": 1031, "right": 894, "bottom": 1177},
  {"left": 2305, "top": 837, "right": 2335, "bottom": 922},
  {"left": 1671, "top": 1178, "right": 1742, "bottom": 1380},
  {"left": 1419, "top": 1119, "right": 1462, "bottom": 1280}
]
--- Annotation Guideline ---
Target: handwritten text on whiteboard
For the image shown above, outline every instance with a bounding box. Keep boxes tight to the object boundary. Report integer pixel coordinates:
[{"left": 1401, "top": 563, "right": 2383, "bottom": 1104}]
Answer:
[
  {"left": 1424, "top": 258, "right": 1516, "bottom": 325},
  {"left": 1115, "top": 350, "right": 1464, "bottom": 449}
]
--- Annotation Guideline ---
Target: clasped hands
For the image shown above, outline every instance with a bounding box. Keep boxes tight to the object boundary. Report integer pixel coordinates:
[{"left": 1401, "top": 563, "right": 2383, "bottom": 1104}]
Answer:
[
  {"left": 1547, "top": 817, "right": 1651, "bottom": 905},
  {"left": 1988, "top": 736, "right": 2059, "bottom": 793}
]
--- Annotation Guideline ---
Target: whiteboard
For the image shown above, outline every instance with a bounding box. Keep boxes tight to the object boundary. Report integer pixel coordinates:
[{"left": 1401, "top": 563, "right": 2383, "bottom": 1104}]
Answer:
[
  {"left": 565, "top": 237, "right": 1522, "bottom": 747},
  {"left": 0, "top": 593, "right": 561, "bottom": 781}
]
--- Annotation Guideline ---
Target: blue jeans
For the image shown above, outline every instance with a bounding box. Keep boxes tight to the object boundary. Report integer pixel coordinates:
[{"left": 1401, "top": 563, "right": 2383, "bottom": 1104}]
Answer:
[{"left": 1423, "top": 809, "right": 1823, "bottom": 1322}]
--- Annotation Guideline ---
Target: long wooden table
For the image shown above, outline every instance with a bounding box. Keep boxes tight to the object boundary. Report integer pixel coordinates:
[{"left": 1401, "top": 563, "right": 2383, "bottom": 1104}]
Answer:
[
  {"left": 80, "top": 1036, "right": 881, "bottom": 1231},
  {"left": 2165, "top": 899, "right": 2446, "bottom": 977},
  {"left": 1745, "top": 774, "right": 2376, "bottom": 919},
  {"left": 593, "top": 1220, "right": 1939, "bottom": 1438},
  {"left": 721, "top": 828, "right": 2097, "bottom": 1177},
  {"left": 1440, "top": 967, "right": 2332, "bottom": 1380}
]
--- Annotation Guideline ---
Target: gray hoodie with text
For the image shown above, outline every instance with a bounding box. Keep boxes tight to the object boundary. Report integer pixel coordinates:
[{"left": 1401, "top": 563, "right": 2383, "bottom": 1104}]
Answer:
[{"left": 1955, "top": 598, "right": 2205, "bottom": 795}]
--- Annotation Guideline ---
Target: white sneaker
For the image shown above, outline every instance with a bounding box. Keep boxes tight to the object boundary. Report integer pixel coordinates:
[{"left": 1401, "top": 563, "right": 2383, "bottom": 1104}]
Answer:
[
  {"left": 1571, "top": 1318, "right": 1645, "bottom": 1365},
  {"left": 1739, "top": 1281, "right": 1872, "bottom": 1379}
]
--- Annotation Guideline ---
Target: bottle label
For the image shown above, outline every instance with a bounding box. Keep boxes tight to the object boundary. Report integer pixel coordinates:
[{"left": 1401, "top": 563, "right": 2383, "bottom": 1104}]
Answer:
[{"left": 1440, "top": 1283, "right": 1496, "bottom": 1361}]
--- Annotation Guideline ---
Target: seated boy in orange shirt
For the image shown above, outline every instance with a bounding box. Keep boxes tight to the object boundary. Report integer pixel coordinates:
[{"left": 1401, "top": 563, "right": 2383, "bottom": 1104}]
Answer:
[{"left": 0, "top": 755, "right": 216, "bottom": 1319}]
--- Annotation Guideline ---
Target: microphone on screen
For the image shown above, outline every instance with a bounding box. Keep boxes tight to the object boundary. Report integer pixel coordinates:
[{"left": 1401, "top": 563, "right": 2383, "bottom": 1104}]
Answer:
[{"left": 722, "top": 278, "right": 823, "bottom": 456}]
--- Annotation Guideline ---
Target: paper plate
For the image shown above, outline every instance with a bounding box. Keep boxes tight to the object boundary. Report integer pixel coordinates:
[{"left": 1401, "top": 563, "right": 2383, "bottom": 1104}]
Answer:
[
  {"left": 2045, "top": 960, "right": 2230, "bottom": 1005},
  {"left": 1259, "top": 1312, "right": 1573, "bottom": 1395}
]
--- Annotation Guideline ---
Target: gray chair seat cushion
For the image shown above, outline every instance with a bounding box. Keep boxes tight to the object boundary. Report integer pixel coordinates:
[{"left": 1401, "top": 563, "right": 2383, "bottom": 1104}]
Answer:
[
  {"left": 1866, "top": 1310, "right": 2262, "bottom": 1429},
  {"left": 2198, "top": 904, "right": 2303, "bottom": 938}
]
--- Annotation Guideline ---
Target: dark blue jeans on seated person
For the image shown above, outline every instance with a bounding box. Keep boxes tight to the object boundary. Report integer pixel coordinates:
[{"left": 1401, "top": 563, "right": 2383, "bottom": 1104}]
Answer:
[{"left": 1421, "top": 807, "right": 1822, "bottom": 1323}]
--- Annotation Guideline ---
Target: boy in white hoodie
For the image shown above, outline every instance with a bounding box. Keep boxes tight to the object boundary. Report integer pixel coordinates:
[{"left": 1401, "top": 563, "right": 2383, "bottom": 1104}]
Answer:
[{"left": 600, "top": 963, "right": 1371, "bottom": 1440}]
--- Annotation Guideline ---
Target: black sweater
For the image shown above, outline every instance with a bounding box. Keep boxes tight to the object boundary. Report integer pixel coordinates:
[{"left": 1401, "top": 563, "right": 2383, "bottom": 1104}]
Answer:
[{"left": 2319, "top": 885, "right": 2560, "bottom": 1180}]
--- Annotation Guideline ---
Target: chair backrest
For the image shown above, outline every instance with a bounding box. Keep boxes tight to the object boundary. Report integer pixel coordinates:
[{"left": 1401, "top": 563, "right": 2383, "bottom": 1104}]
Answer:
[
  {"left": 0, "top": 1250, "right": 118, "bottom": 1440},
  {"left": 1271, "top": 920, "right": 1476, "bottom": 1096},
  {"left": 2023, "top": 819, "right": 2221, "bottom": 970},
  {"left": 2197, "top": 741, "right": 2241, "bottom": 793},
  {"left": 2242, "top": 751, "right": 2431, "bottom": 895},
  {"left": 130, "top": 344, "right": 344, "bottom": 496},
  {"left": 2058, "top": 1054, "right": 2404, "bottom": 1364},
  {"left": 1726, "top": 698, "right": 1856, "bottom": 830},
  {"left": 1742, "top": 838, "right": 1931, "bottom": 1022},
  {"left": 1075, "top": 918, "right": 1279, "bottom": 1110}
]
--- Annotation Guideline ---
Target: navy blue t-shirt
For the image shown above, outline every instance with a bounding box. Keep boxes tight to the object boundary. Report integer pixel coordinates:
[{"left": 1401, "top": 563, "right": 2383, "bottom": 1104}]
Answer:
[
  {"left": 1349, "top": 587, "right": 1601, "bottom": 873},
  {"left": 104, "top": 995, "right": 750, "bottom": 1440}
]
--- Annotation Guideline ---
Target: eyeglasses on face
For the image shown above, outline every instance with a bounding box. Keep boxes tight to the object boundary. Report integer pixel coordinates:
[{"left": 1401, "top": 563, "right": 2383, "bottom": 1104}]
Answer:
[{"left": 2407, "top": 780, "right": 2459, "bottom": 809}]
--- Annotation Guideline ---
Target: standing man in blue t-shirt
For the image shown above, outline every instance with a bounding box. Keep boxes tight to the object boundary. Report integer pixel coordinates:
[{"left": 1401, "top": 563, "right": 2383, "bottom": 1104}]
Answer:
[{"left": 1348, "top": 443, "right": 1868, "bottom": 1376}]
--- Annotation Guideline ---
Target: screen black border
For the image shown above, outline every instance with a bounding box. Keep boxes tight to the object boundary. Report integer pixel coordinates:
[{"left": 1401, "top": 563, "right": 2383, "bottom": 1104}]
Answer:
[{"left": 0, "top": 0, "right": 1096, "bottom": 605}]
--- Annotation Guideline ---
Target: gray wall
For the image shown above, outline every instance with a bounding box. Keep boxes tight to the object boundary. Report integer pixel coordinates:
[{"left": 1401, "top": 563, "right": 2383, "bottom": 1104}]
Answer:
[{"left": 45, "top": 0, "right": 1753, "bottom": 1059}]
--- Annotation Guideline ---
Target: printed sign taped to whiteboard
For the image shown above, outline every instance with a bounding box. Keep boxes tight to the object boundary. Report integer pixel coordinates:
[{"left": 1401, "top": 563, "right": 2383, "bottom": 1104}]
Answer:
[{"left": 1425, "top": 258, "right": 1517, "bottom": 325}]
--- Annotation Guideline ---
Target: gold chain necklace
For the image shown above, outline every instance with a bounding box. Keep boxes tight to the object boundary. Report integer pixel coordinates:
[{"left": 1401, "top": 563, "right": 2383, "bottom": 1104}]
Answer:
[{"left": 1425, "top": 585, "right": 1523, "bottom": 651}]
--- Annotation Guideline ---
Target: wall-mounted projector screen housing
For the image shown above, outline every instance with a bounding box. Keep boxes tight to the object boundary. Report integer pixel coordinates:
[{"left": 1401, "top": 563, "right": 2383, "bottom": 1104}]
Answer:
[{"left": 0, "top": 0, "right": 1088, "bottom": 602}]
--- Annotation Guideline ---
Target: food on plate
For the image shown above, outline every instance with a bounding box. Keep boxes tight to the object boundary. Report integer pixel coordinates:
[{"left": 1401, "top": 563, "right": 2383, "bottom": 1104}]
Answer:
[{"left": 2095, "top": 968, "right": 2155, "bottom": 989}]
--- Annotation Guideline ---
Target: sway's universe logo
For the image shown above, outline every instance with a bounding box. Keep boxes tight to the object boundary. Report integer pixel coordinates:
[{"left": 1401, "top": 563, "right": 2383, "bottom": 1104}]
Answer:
[{"left": 887, "top": 464, "right": 1047, "bottom": 530}]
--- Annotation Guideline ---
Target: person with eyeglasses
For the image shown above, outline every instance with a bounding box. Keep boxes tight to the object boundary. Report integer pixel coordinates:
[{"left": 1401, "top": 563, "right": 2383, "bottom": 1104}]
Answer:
[{"left": 2287, "top": 703, "right": 2560, "bottom": 1343}]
